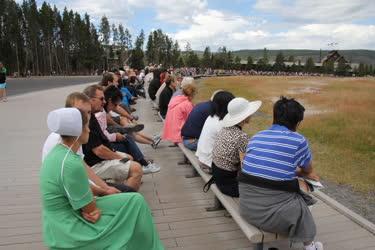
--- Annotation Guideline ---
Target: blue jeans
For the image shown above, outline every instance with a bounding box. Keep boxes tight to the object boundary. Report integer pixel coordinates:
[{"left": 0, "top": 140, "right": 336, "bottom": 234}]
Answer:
[
  {"left": 183, "top": 138, "right": 198, "bottom": 151},
  {"left": 111, "top": 136, "right": 146, "bottom": 164}
]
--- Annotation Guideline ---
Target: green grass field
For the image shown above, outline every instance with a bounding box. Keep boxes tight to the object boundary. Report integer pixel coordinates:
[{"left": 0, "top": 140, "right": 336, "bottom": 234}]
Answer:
[{"left": 195, "top": 76, "right": 375, "bottom": 193}]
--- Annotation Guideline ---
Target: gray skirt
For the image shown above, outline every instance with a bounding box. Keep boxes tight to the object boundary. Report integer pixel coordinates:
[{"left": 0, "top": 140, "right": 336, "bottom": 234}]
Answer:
[{"left": 239, "top": 182, "right": 316, "bottom": 243}]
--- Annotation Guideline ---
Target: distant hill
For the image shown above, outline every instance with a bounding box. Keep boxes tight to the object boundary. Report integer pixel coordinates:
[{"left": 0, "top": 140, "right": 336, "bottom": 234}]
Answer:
[
  {"left": 192, "top": 49, "right": 375, "bottom": 65},
  {"left": 231, "top": 49, "right": 375, "bottom": 65}
]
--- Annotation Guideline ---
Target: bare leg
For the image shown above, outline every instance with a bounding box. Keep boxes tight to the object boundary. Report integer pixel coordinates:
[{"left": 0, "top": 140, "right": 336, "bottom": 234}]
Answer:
[
  {"left": 125, "top": 162, "right": 143, "bottom": 191},
  {"left": 119, "top": 116, "right": 131, "bottom": 126},
  {"left": 136, "top": 132, "right": 154, "bottom": 142},
  {"left": 132, "top": 133, "right": 153, "bottom": 145},
  {"left": 3, "top": 88, "right": 6, "bottom": 101},
  {"left": 0, "top": 89, "right": 3, "bottom": 100}
]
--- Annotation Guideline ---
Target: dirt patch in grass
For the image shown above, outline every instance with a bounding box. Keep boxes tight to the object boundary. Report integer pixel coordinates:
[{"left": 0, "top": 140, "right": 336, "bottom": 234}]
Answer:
[{"left": 195, "top": 76, "right": 375, "bottom": 216}]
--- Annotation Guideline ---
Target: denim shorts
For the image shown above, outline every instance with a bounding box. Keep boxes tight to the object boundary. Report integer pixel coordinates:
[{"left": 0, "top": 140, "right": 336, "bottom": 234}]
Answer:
[
  {"left": 0, "top": 83, "right": 6, "bottom": 89},
  {"left": 183, "top": 138, "right": 198, "bottom": 151}
]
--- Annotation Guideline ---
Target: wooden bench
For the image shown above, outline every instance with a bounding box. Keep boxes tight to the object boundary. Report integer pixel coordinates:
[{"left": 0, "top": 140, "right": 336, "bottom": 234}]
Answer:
[{"left": 178, "top": 143, "right": 286, "bottom": 250}]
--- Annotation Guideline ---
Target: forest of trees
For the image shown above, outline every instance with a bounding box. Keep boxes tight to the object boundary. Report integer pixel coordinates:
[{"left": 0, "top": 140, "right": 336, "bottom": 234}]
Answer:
[
  {"left": 0, "top": 0, "right": 105, "bottom": 75},
  {"left": 0, "top": 0, "right": 374, "bottom": 76}
]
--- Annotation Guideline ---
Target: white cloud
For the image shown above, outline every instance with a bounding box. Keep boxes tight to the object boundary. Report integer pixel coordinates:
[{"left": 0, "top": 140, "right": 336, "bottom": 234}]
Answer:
[
  {"left": 50, "top": 0, "right": 207, "bottom": 25},
  {"left": 172, "top": 10, "right": 254, "bottom": 49},
  {"left": 122, "top": 0, "right": 208, "bottom": 24},
  {"left": 273, "top": 24, "right": 375, "bottom": 49},
  {"left": 152, "top": 0, "right": 207, "bottom": 25},
  {"left": 170, "top": 9, "right": 375, "bottom": 50},
  {"left": 16, "top": 0, "right": 375, "bottom": 50},
  {"left": 49, "top": 0, "right": 133, "bottom": 25},
  {"left": 254, "top": 0, "right": 375, "bottom": 23}
]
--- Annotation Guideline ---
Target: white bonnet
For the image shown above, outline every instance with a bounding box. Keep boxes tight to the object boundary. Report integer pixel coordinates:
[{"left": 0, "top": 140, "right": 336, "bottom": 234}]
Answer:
[{"left": 47, "top": 108, "right": 82, "bottom": 136}]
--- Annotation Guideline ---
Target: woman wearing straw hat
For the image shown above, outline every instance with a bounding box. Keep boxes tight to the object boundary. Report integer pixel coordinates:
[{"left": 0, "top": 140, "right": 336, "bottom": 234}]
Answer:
[
  {"left": 204, "top": 97, "right": 261, "bottom": 197},
  {"left": 40, "top": 108, "right": 164, "bottom": 250}
]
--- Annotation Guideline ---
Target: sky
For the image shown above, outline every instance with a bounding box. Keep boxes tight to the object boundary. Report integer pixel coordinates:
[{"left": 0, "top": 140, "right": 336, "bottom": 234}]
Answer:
[{"left": 28, "top": 0, "right": 375, "bottom": 51}]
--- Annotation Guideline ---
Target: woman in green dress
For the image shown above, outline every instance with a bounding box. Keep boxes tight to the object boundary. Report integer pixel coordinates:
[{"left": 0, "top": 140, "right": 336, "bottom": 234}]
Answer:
[{"left": 40, "top": 107, "right": 164, "bottom": 250}]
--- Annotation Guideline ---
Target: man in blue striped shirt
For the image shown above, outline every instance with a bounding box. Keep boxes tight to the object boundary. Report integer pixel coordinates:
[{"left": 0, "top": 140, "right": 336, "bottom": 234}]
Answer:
[
  {"left": 243, "top": 97, "right": 317, "bottom": 181},
  {"left": 239, "top": 96, "right": 323, "bottom": 250}
]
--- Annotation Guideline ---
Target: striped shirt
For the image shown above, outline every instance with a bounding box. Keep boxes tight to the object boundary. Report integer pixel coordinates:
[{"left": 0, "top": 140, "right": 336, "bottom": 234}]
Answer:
[{"left": 242, "top": 124, "right": 312, "bottom": 181}]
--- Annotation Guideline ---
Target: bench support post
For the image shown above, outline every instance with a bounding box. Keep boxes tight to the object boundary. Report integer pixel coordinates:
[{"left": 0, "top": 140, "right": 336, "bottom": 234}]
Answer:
[
  {"left": 253, "top": 243, "right": 264, "bottom": 250},
  {"left": 206, "top": 197, "right": 224, "bottom": 211},
  {"left": 185, "top": 168, "right": 199, "bottom": 178},
  {"left": 177, "top": 156, "right": 190, "bottom": 165}
]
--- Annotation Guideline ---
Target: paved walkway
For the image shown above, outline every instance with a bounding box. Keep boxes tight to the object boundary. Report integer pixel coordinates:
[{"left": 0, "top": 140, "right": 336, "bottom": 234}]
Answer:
[{"left": 0, "top": 84, "right": 374, "bottom": 249}]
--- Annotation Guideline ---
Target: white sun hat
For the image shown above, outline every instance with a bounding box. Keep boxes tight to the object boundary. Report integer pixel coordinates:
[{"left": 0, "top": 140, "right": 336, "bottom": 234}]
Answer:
[
  {"left": 222, "top": 97, "right": 262, "bottom": 127},
  {"left": 47, "top": 108, "right": 82, "bottom": 136}
]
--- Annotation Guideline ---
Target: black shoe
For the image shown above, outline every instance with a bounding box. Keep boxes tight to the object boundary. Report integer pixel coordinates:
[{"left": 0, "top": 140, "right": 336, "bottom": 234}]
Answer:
[{"left": 124, "top": 123, "right": 144, "bottom": 132}]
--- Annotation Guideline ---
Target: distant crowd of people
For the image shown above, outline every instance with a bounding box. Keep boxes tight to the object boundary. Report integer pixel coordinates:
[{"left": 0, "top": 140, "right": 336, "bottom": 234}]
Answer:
[{"left": 39, "top": 64, "right": 323, "bottom": 250}]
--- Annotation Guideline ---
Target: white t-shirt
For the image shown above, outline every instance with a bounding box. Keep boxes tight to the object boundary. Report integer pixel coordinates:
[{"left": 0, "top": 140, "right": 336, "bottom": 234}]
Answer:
[
  {"left": 144, "top": 72, "right": 153, "bottom": 89},
  {"left": 155, "top": 82, "right": 166, "bottom": 105},
  {"left": 196, "top": 115, "right": 224, "bottom": 167},
  {"left": 42, "top": 132, "right": 84, "bottom": 161}
]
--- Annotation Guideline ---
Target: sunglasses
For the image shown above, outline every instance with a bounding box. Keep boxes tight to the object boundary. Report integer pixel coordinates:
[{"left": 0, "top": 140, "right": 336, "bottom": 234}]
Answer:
[{"left": 92, "top": 96, "right": 105, "bottom": 102}]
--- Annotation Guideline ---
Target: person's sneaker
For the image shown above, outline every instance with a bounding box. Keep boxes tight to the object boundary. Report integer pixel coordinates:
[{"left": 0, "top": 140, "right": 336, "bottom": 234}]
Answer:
[
  {"left": 304, "top": 242, "right": 323, "bottom": 250},
  {"left": 142, "top": 164, "right": 153, "bottom": 174},
  {"left": 149, "top": 163, "right": 161, "bottom": 173},
  {"left": 142, "top": 163, "right": 160, "bottom": 174},
  {"left": 151, "top": 136, "right": 162, "bottom": 149},
  {"left": 314, "top": 242, "right": 323, "bottom": 250},
  {"left": 124, "top": 123, "right": 144, "bottom": 132},
  {"left": 153, "top": 134, "right": 161, "bottom": 140}
]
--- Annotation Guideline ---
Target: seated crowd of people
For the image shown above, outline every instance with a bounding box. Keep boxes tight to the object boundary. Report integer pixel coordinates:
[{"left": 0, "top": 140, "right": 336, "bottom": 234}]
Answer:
[
  {"left": 40, "top": 68, "right": 165, "bottom": 249},
  {"left": 149, "top": 67, "right": 323, "bottom": 250},
  {"left": 40, "top": 65, "right": 322, "bottom": 250}
]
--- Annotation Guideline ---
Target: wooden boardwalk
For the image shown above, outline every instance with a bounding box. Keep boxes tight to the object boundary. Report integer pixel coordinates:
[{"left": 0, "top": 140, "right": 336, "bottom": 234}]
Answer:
[{"left": 0, "top": 84, "right": 374, "bottom": 249}]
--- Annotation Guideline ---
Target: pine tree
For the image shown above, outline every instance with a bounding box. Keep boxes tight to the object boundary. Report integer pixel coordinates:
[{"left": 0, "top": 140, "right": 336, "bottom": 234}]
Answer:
[
  {"left": 234, "top": 56, "right": 241, "bottom": 70},
  {"left": 112, "top": 24, "right": 119, "bottom": 46},
  {"left": 246, "top": 56, "right": 253, "bottom": 70},
  {"left": 322, "top": 61, "right": 334, "bottom": 74},
  {"left": 304, "top": 57, "right": 315, "bottom": 73},
  {"left": 130, "top": 30, "right": 145, "bottom": 69},
  {"left": 201, "top": 46, "right": 211, "bottom": 68},
  {"left": 274, "top": 52, "right": 285, "bottom": 71},
  {"left": 171, "top": 41, "right": 181, "bottom": 67},
  {"left": 227, "top": 51, "right": 233, "bottom": 69},
  {"left": 99, "top": 16, "right": 110, "bottom": 45},
  {"left": 335, "top": 60, "right": 347, "bottom": 76},
  {"left": 262, "top": 47, "right": 269, "bottom": 65},
  {"left": 146, "top": 33, "right": 155, "bottom": 63},
  {"left": 358, "top": 63, "right": 365, "bottom": 76}
]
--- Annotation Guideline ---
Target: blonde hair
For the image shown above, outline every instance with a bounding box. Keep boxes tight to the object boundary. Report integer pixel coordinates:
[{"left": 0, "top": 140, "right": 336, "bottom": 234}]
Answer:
[
  {"left": 182, "top": 84, "right": 197, "bottom": 98},
  {"left": 65, "top": 92, "right": 90, "bottom": 108},
  {"left": 180, "top": 77, "right": 194, "bottom": 87}
]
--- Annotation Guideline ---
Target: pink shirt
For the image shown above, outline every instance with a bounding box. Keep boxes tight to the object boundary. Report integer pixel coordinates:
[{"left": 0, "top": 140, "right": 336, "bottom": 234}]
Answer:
[
  {"left": 95, "top": 111, "right": 117, "bottom": 142},
  {"left": 162, "top": 95, "right": 194, "bottom": 143}
]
